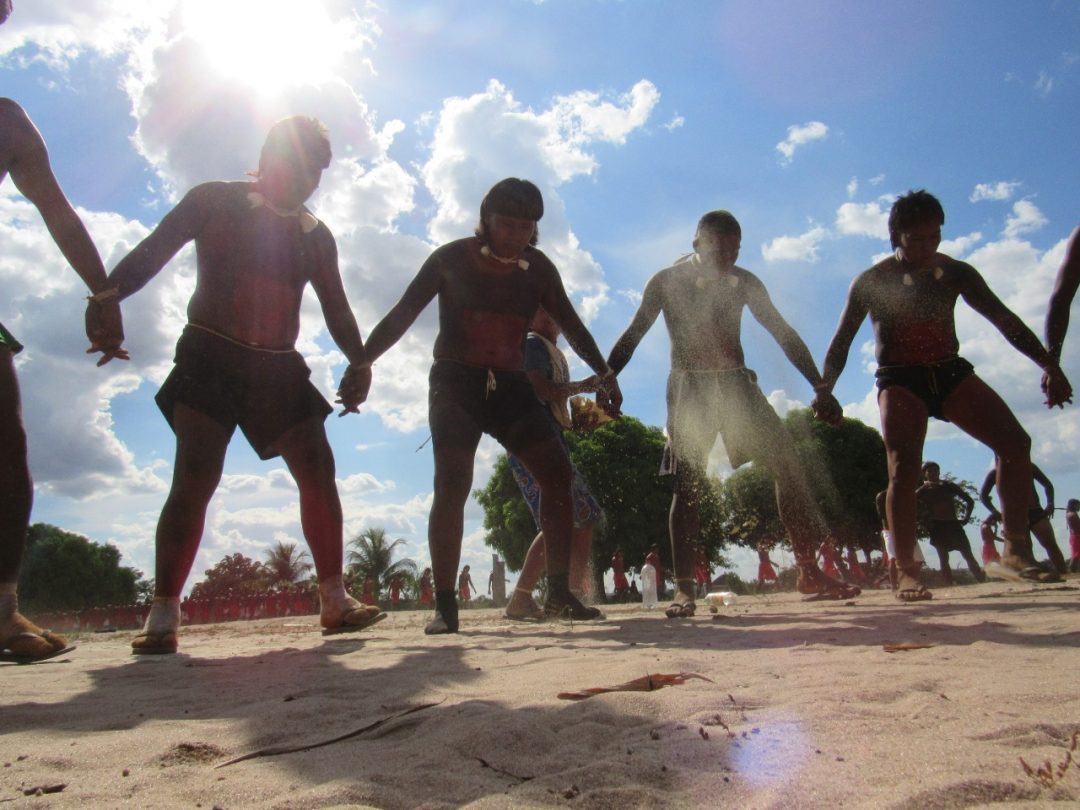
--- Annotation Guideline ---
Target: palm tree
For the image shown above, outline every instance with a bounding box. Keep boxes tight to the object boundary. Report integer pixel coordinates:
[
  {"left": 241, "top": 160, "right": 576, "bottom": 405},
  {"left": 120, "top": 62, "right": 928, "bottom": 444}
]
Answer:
[
  {"left": 263, "top": 541, "right": 313, "bottom": 591},
  {"left": 346, "top": 528, "right": 418, "bottom": 598}
]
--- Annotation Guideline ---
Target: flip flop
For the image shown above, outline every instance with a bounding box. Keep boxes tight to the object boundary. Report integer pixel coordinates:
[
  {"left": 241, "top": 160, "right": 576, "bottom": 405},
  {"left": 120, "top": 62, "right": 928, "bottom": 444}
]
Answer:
[
  {"left": 321, "top": 609, "right": 387, "bottom": 636},
  {"left": 131, "top": 630, "right": 179, "bottom": 655},
  {"left": 504, "top": 607, "right": 547, "bottom": 623},
  {"left": 0, "top": 631, "right": 75, "bottom": 664},
  {"left": 664, "top": 600, "right": 696, "bottom": 618},
  {"left": 985, "top": 561, "right": 1061, "bottom": 584}
]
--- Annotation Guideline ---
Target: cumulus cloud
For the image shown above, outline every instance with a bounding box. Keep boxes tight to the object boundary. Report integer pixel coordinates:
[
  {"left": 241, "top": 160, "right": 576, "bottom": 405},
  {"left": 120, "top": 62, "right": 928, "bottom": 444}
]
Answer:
[
  {"left": 970, "top": 181, "right": 1020, "bottom": 203},
  {"left": 775, "top": 121, "right": 828, "bottom": 165},
  {"left": 1002, "top": 199, "right": 1047, "bottom": 239},
  {"left": 761, "top": 225, "right": 828, "bottom": 263},
  {"left": 835, "top": 200, "right": 890, "bottom": 239}
]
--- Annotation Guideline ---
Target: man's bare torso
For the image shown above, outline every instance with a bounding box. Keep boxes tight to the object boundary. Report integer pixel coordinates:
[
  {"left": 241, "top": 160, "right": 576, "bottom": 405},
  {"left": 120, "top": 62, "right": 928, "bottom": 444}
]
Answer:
[
  {"left": 427, "top": 238, "right": 554, "bottom": 370},
  {"left": 854, "top": 254, "right": 971, "bottom": 366},
  {"left": 186, "top": 182, "right": 328, "bottom": 350},
  {"left": 653, "top": 258, "right": 755, "bottom": 370},
  {"left": 918, "top": 481, "right": 965, "bottom": 521}
]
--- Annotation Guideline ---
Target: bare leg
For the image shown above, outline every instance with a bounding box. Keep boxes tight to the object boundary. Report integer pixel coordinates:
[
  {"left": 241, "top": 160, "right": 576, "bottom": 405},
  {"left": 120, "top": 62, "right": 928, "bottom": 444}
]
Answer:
[
  {"left": 1029, "top": 517, "right": 1067, "bottom": 573},
  {"left": 132, "top": 405, "right": 230, "bottom": 653},
  {"left": 941, "top": 376, "right": 1042, "bottom": 574},
  {"left": 275, "top": 417, "right": 381, "bottom": 630},
  {"left": 878, "top": 386, "right": 933, "bottom": 601},
  {"left": 152, "top": 405, "right": 231, "bottom": 597},
  {"left": 505, "top": 531, "right": 546, "bottom": 620},
  {"left": 666, "top": 465, "right": 702, "bottom": 616},
  {"left": 514, "top": 437, "right": 600, "bottom": 620},
  {"left": 0, "top": 349, "right": 31, "bottom": 585},
  {"left": 935, "top": 547, "right": 954, "bottom": 585},
  {"left": 0, "top": 351, "right": 66, "bottom": 660},
  {"left": 958, "top": 542, "right": 985, "bottom": 582},
  {"left": 426, "top": 436, "right": 480, "bottom": 634},
  {"left": 762, "top": 432, "right": 861, "bottom": 599}
]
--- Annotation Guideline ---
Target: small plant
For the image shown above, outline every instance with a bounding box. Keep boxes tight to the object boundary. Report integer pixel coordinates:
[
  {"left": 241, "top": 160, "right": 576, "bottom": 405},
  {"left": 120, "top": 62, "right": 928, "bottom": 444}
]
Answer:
[{"left": 1019, "top": 730, "right": 1078, "bottom": 789}]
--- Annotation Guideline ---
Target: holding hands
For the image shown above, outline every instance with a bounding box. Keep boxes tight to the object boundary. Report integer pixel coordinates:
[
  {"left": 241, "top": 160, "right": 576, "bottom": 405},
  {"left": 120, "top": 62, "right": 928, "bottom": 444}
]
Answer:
[
  {"left": 1041, "top": 365, "right": 1073, "bottom": 409},
  {"left": 84, "top": 293, "right": 129, "bottom": 366},
  {"left": 336, "top": 362, "right": 372, "bottom": 416}
]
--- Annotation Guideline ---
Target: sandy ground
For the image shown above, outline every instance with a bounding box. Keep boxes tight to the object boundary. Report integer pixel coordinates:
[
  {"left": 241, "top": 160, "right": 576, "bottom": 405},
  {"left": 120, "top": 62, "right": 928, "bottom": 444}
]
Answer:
[{"left": 3, "top": 579, "right": 1080, "bottom": 809}]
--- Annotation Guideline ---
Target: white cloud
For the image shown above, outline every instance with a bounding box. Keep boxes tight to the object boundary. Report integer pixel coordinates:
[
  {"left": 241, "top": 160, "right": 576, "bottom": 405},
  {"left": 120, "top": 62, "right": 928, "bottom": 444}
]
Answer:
[
  {"left": 1002, "top": 199, "right": 1047, "bottom": 239},
  {"left": 761, "top": 225, "right": 828, "bottom": 263},
  {"left": 663, "top": 115, "right": 685, "bottom": 131},
  {"left": 775, "top": 121, "right": 828, "bottom": 165},
  {"left": 970, "top": 181, "right": 1021, "bottom": 203},
  {"left": 835, "top": 200, "right": 889, "bottom": 239},
  {"left": 939, "top": 232, "right": 983, "bottom": 259},
  {"left": 846, "top": 177, "right": 858, "bottom": 198},
  {"left": 1035, "top": 70, "right": 1054, "bottom": 96}
]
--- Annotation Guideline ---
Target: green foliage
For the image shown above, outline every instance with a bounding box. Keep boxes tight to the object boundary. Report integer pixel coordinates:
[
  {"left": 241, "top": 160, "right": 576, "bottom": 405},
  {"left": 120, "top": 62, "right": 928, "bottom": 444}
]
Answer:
[
  {"left": 346, "top": 527, "right": 418, "bottom": 597},
  {"left": 262, "top": 541, "right": 313, "bottom": 591},
  {"left": 716, "top": 409, "right": 889, "bottom": 555},
  {"left": 785, "top": 409, "right": 889, "bottom": 551},
  {"left": 189, "top": 553, "right": 266, "bottom": 601},
  {"left": 18, "top": 523, "right": 148, "bottom": 612},
  {"left": 472, "top": 455, "right": 538, "bottom": 572},
  {"left": 473, "top": 416, "right": 729, "bottom": 589}
]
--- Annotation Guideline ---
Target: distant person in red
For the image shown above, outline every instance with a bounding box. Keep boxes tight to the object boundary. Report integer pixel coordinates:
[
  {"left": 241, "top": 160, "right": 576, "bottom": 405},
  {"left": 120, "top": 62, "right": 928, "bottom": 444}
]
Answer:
[
  {"left": 756, "top": 543, "right": 778, "bottom": 591},
  {"left": 1067, "top": 499, "right": 1080, "bottom": 574},
  {"left": 818, "top": 539, "right": 844, "bottom": 580},
  {"left": 844, "top": 546, "right": 867, "bottom": 584},
  {"left": 611, "top": 548, "right": 630, "bottom": 601},
  {"left": 388, "top": 575, "right": 403, "bottom": 609},
  {"left": 419, "top": 568, "right": 434, "bottom": 606},
  {"left": 458, "top": 565, "right": 476, "bottom": 603},
  {"left": 644, "top": 545, "right": 665, "bottom": 601},
  {"left": 361, "top": 575, "right": 377, "bottom": 606},
  {"left": 980, "top": 516, "right": 1002, "bottom": 564},
  {"left": 693, "top": 543, "right": 711, "bottom": 596}
]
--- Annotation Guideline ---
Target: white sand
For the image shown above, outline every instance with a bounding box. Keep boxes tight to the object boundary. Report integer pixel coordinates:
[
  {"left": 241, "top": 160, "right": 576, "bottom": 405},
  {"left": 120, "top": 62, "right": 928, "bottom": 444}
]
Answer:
[{"left": 3, "top": 579, "right": 1079, "bottom": 809}]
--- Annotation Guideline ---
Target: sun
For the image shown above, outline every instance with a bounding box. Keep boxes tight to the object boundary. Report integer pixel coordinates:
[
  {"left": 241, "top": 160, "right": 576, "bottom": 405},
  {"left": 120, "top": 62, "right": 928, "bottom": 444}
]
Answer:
[{"left": 181, "top": 0, "right": 351, "bottom": 92}]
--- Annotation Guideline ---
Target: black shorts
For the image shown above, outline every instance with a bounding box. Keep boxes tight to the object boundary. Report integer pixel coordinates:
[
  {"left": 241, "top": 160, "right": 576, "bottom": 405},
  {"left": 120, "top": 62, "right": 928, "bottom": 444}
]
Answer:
[
  {"left": 928, "top": 519, "right": 971, "bottom": 552},
  {"left": 428, "top": 359, "right": 559, "bottom": 454},
  {"left": 1029, "top": 507, "right": 1049, "bottom": 528},
  {"left": 155, "top": 326, "right": 332, "bottom": 460},
  {"left": 875, "top": 356, "right": 975, "bottom": 420}
]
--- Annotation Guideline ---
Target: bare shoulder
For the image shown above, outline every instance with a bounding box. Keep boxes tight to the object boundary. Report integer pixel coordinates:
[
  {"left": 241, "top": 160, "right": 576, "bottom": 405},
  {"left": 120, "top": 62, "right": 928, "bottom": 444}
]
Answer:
[{"left": 0, "top": 98, "right": 43, "bottom": 156}]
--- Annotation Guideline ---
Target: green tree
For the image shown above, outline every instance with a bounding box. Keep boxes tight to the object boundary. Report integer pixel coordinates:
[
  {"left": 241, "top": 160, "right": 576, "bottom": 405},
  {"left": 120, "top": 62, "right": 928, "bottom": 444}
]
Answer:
[
  {"left": 474, "top": 416, "right": 728, "bottom": 595},
  {"left": 346, "top": 528, "right": 418, "bottom": 597},
  {"left": 262, "top": 541, "right": 312, "bottom": 590},
  {"left": 18, "top": 523, "right": 148, "bottom": 613},
  {"left": 189, "top": 553, "right": 266, "bottom": 601},
  {"left": 716, "top": 408, "right": 888, "bottom": 556}
]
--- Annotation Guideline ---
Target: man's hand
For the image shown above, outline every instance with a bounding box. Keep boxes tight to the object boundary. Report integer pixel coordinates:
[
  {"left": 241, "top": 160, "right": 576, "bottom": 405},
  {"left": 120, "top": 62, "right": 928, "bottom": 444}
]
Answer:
[
  {"left": 85, "top": 300, "right": 129, "bottom": 366},
  {"left": 336, "top": 363, "right": 372, "bottom": 416},
  {"left": 596, "top": 371, "right": 623, "bottom": 419},
  {"left": 811, "top": 391, "right": 843, "bottom": 426},
  {"left": 1042, "top": 365, "right": 1073, "bottom": 409}
]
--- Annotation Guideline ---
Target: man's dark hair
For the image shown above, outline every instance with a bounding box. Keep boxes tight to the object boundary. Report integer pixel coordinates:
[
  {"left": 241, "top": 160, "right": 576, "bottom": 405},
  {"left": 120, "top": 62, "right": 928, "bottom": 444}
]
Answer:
[
  {"left": 696, "top": 210, "right": 742, "bottom": 239},
  {"left": 921, "top": 461, "right": 940, "bottom": 475},
  {"left": 889, "top": 189, "right": 945, "bottom": 248},
  {"left": 0, "top": 0, "right": 12, "bottom": 26},
  {"left": 475, "top": 178, "right": 543, "bottom": 245},
  {"left": 258, "top": 116, "right": 332, "bottom": 176}
]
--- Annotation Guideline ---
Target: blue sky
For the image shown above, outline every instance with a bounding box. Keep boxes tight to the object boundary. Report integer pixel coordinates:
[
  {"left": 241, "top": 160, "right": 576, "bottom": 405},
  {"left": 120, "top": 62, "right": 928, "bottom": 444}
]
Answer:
[{"left": 2, "top": 0, "right": 1078, "bottom": 590}]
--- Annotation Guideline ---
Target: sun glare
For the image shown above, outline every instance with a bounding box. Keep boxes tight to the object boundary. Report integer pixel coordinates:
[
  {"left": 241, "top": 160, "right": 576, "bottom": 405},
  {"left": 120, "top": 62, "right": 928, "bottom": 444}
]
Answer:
[{"left": 181, "top": 0, "right": 349, "bottom": 92}]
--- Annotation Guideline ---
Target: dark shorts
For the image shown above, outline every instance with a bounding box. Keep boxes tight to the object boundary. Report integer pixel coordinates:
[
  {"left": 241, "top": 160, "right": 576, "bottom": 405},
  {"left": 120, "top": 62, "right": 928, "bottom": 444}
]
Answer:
[
  {"left": 0, "top": 321, "right": 23, "bottom": 355},
  {"left": 665, "top": 367, "right": 790, "bottom": 473},
  {"left": 428, "top": 359, "right": 558, "bottom": 454},
  {"left": 875, "top": 356, "right": 975, "bottom": 420},
  {"left": 155, "top": 325, "right": 332, "bottom": 460},
  {"left": 1029, "top": 507, "right": 1049, "bottom": 528},
  {"left": 508, "top": 441, "right": 602, "bottom": 530},
  {"left": 928, "top": 519, "right": 971, "bottom": 552}
]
